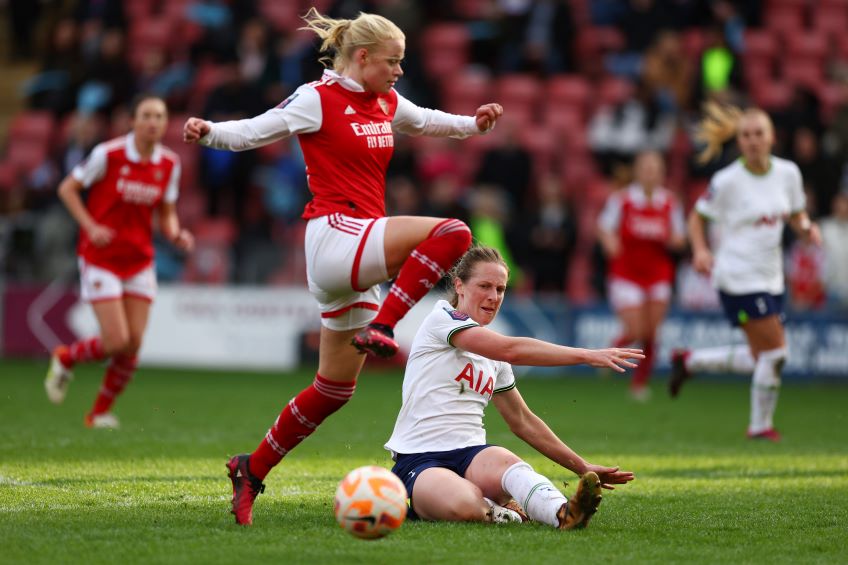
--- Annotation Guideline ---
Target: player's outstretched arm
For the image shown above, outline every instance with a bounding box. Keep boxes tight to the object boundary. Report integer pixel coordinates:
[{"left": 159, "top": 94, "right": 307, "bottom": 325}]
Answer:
[
  {"left": 57, "top": 175, "right": 114, "bottom": 247},
  {"left": 451, "top": 326, "right": 643, "bottom": 371},
  {"left": 492, "top": 388, "right": 634, "bottom": 489}
]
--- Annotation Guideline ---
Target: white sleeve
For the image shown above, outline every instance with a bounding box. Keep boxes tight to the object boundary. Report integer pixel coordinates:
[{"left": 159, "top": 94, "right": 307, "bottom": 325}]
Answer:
[
  {"left": 597, "top": 192, "right": 622, "bottom": 233},
  {"left": 163, "top": 161, "right": 181, "bottom": 203},
  {"left": 392, "top": 91, "right": 481, "bottom": 139},
  {"left": 427, "top": 305, "right": 479, "bottom": 347},
  {"left": 71, "top": 143, "right": 108, "bottom": 188},
  {"left": 493, "top": 363, "right": 516, "bottom": 394},
  {"left": 200, "top": 85, "right": 322, "bottom": 151},
  {"left": 695, "top": 176, "right": 723, "bottom": 220},
  {"left": 787, "top": 161, "right": 806, "bottom": 213}
]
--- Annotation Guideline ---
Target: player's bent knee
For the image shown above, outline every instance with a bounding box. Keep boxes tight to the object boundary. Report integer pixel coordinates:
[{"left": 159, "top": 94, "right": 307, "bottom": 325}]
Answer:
[{"left": 431, "top": 218, "right": 472, "bottom": 252}]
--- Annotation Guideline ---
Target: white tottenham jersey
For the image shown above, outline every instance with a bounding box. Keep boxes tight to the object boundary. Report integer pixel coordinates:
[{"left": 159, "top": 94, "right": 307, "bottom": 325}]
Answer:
[
  {"left": 695, "top": 156, "right": 805, "bottom": 295},
  {"left": 200, "top": 70, "right": 480, "bottom": 152},
  {"left": 385, "top": 300, "right": 516, "bottom": 456}
]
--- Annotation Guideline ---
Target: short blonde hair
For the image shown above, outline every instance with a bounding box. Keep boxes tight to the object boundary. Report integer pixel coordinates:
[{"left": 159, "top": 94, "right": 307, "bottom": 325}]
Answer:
[
  {"left": 300, "top": 8, "right": 404, "bottom": 72},
  {"left": 695, "top": 102, "right": 774, "bottom": 164}
]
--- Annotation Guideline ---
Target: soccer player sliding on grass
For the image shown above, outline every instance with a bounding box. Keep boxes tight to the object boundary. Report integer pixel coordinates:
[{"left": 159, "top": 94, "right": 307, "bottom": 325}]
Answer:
[
  {"left": 385, "top": 246, "right": 638, "bottom": 528},
  {"left": 183, "top": 9, "right": 502, "bottom": 524}
]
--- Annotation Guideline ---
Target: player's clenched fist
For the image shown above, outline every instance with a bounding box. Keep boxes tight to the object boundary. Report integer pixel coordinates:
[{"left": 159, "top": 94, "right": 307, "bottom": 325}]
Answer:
[{"left": 183, "top": 117, "right": 211, "bottom": 143}]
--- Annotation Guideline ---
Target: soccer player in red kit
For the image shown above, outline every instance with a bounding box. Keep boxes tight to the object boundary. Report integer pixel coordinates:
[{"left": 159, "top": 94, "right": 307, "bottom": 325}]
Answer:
[
  {"left": 45, "top": 95, "right": 194, "bottom": 429},
  {"left": 597, "top": 151, "right": 686, "bottom": 400},
  {"left": 183, "top": 8, "right": 502, "bottom": 525}
]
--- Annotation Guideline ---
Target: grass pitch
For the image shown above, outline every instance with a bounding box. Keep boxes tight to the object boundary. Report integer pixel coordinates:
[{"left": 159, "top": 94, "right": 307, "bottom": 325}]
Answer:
[{"left": 1, "top": 358, "right": 846, "bottom": 564}]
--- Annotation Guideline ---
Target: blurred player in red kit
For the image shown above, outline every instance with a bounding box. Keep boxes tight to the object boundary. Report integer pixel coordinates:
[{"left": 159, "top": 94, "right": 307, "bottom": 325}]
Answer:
[
  {"left": 45, "top": 94, "right": 195, "bottom": 428},
  {"left": 597, "top": 151, "right": 686, "bottom": 400}
]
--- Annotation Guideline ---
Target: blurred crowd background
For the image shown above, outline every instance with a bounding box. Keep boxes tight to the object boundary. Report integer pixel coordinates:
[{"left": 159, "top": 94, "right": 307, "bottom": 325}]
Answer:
[{"left": 1, "top": 0, "right": 848, "bottom": 313}]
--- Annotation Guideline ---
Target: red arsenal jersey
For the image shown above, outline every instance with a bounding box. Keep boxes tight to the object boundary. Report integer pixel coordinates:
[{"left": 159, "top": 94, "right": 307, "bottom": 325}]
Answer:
[
  {"left": 298, "top": 78, "right": 398, "bottom": 220},
  {"left": 600, "top": 185, "right": 683, "bottom": 286},
  {"left": 72, "top": 134, "right": 180, "bottom": 277}
]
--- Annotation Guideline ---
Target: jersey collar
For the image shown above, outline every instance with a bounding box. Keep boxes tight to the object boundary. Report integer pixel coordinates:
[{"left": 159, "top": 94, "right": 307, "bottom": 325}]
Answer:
[
  {"left": 323, "top": 69, "right": 367, "bottom": 93},
  {"left": 739, "top": 156, "right": 772, "bottom": 176},
  {"left": 125, "top": 132, "right": 163, "bottom": 164}
]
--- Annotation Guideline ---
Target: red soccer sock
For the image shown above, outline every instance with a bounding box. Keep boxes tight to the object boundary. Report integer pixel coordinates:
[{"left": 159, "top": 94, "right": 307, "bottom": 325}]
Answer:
[
  {"left": 89, "top": 354, "right": 137, "bottom": 415},
  {"left": 372, "top": 219, "right": 472, "bottom": 329},
  {"left": 631, "top": 339, "right": 654, "bottom": 388},
  {"left": 249, "top": 374, "right": 356, "bottom": 480},
  {"left": 60, "top": 337, "right": 105, "bottom": 367}
]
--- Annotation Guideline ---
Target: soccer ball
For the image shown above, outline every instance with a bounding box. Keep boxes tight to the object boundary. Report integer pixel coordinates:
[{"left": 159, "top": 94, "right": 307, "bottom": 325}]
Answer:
[{"left": 334, "top": 465, "right": 408, "bottom": 539}]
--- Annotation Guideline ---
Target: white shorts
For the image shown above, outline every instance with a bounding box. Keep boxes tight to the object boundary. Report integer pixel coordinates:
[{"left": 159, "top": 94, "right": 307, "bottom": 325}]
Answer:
[
  {"left": 305, "top": 213, "right": 389, "bottom": 331},
  {"left": 78, "top": 258, "right": 157, "bottom": 303},
  {"left": 608, "top": 276, "right": 671, "bottom": 311}
]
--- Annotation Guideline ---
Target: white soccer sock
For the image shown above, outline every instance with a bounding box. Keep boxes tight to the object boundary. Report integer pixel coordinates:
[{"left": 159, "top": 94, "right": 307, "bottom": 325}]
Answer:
[
  {"left": 501, "top": 462, "right": 566, "bottom": 527},
  {"left": 687, "top": 344, "right": 755, "bottom": 374},
  {"left": 749, "top": 347, "right": 786, "bottom": 433}
]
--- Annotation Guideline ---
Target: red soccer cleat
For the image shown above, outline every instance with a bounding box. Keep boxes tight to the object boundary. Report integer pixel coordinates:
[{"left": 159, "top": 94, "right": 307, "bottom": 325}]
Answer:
[
  {"left": 226, "top": 454, "right": 265, "bottom": 525},
  {"left": 351, "top": 324, "right": 399, "bottom": 358},
  {"left": 668, "top": 348, "right": 692, "bottom": 399},
  {"left": 746, "top": 428, "right": 781, "bottom": 442}
]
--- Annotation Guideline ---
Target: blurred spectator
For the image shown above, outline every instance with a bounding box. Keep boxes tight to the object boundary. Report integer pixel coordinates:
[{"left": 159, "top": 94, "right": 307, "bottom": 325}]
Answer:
[
  {"left": 8, "top": 0, "right": 41, "bottom": 60},
  {"left": 78, "top": 28, "right": 134, "bottom": 115},
  {"left": 24, "top": 18, "right": 84, "bottom": 115},
  {"left": 521, "top": 174, "right": 576, "bottom": 294},
  {"left": 237, "top": 19, "right": 282, "bottom": 100},
  {"left": 468, "top": 186, "right": 521, "bottom": 284},
  {"left": 233, "top": 191, "right": 280, "bottom": 284},
  {"left": 820, "top": 192, "right": 848, "bottom": 307},
  {"left": 199, "top": 61, "right": 263, "bottom": 223},
  {"left": 641, "top": 31, "right": 693, "bottom": 113},
  {"left": 474, "top": 121, "right": 533, "bottom": 213},
  {"left": 135, "top": 48, "right": 194, "bottom": 103},
  {"left": 790, "top": 127, "right": 840, "bottom": 217},
  {"left": 692, "top": 24, "right": 743, "bottom": 106},
  {"left": 498, "top": 0, "right": 575, "bottom": 75},
  {"left": 420, "top": 172, "right": 469, "bottom": 225},
  {"left": 386, "top": 175, "right": 422, "bottom": 216},
  {"left": 588, "top": 79, "right": 676, "bottom": 175},
  {"left": 825, "top": 76, "right": 848, "bottom": 164},
  {"left": 606, "top": 0, "right": 671, "bottom": 79}
]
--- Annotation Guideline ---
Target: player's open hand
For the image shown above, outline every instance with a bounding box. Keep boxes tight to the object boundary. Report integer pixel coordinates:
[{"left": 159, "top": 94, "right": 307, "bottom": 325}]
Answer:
[
  {"left": 183, "top": 117, "right": 211, "bottom": 143},
  {"left": 692, "top": 247, "right": 714, "bottom": 275},
  {"left": 583, "top": 464, "right": 634, "bottom": 490},
  {"left": 585, "top": 348, "right": 644, "bottom": 373},
  {"left": 86, "top": 223, "right": 115, "bottom": 247},
  {"left": 172, "top": 228, "right": 194, "bottom": 252},
  {"left": 475, "top": 103, "right": 503, "bottom": 132}
]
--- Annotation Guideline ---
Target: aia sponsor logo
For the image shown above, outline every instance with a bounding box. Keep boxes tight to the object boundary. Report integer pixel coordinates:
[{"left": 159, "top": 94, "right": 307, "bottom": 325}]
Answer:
[
  {"left": 754, "top": 214, "right": 782, "bottom": 227},
  {"left": 454, "top": 362, "right": 494, "bottom": 398}
]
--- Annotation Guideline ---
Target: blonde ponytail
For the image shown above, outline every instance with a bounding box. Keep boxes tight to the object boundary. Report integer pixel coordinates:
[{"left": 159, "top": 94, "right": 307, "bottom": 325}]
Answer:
[
  {"left": 300, "top": 7, "right": 404, "bottom": 72},
  {"left": 695, "top": 101, "right": 743, "bottom": 164}
]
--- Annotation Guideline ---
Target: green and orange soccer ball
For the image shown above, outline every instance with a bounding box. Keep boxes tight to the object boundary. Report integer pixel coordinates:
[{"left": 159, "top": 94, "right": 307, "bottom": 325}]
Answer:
[{"left": 334, "top": 465, "right": 408, "bottom": 539}]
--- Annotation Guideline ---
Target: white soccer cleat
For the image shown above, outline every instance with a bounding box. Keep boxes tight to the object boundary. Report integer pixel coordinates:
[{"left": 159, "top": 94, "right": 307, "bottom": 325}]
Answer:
[
  {"left": 85, "top": 412, "right": 120, "bottom": 429},
  {"left": 44, "top": 348, "right": 74, "bottom": 405},
  {"left": 485, "top": 498, "right": 525, "bottom": 524}
]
